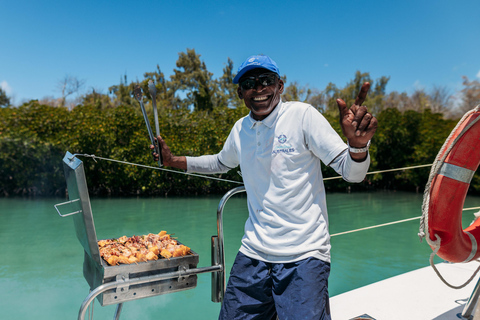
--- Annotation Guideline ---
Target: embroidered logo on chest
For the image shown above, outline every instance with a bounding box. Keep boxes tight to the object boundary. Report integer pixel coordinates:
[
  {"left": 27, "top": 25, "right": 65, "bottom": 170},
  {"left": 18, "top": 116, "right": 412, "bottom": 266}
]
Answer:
[{"left": 272, "top": 134, "right": 295, "bottom": 155}]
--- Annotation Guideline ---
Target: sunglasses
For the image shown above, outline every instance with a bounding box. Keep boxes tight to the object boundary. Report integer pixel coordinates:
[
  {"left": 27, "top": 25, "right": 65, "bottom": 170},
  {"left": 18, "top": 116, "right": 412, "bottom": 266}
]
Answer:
[{"left": 239, "top": 73, "right": 278, "bottom": 90}]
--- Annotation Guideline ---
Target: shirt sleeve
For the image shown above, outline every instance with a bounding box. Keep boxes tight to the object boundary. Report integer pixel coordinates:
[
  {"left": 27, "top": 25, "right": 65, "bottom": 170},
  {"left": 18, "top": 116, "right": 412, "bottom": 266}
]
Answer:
[
  {"left": 186, "top": 123, "right": 240, "bottom": 174},
  {"left": 303, "top": 105, "right": 370, "bottom": 183},
  {"left": 186, "top": 155, "right": 232, "bottom": 174},
  {"left": 328, "top": 149, "right": 370, "bottom": 183},
  {"left": 216, "top": 122, "right": 241, "bottom": 169},
  {"left": 303, "top": 106, "right": 347, "bottom": 165}
]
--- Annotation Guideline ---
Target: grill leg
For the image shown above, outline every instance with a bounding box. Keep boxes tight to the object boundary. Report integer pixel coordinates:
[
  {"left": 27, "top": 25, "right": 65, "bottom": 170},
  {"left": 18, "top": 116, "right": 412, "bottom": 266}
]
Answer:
[
  {"left": 211, "top": 235, "right": 223, "bottom": 302},
  {"left": 113, "top": 303, "right": 123, "bottom": 320}
]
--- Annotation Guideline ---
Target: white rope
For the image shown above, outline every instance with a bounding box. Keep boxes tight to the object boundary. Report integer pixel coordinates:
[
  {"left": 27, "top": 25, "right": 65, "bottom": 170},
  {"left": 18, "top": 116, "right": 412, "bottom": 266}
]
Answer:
[
  {"left": 71, "top": 154, "right": 244, "bottom": 185},
  {"left": 74, "top": 154, "right": 434, "bottom": 185},
  {"left": 331, "top": 216, "right": 421, "bottom": 237},
  {"left": 331, "top": 206, "right": 480, "bottom": 237},
  {"left": 323, "top": 164, "right": 432, "bottom": 181},
  {"left": 417, "top": 105, "right": 480, "bottom": 289}
]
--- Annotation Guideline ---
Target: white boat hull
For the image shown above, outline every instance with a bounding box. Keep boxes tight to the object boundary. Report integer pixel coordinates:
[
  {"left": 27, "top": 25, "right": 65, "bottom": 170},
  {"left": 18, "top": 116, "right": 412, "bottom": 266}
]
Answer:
[{"left": 330, "top": 262, "right": 480, "bottom": 320}]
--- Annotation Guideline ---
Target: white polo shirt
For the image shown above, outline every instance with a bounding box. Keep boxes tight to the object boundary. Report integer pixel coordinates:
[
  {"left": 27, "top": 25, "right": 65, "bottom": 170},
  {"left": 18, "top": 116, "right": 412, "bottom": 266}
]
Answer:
[{"left": 187, "top": 100, "right": 370, "bottom": 263}]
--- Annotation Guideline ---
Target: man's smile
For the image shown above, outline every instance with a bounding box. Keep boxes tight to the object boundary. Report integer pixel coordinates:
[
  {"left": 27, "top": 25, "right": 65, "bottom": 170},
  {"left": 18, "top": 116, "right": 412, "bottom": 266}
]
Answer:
[{"left": 253, "top": 95, "right": 269, "bottom": 102}]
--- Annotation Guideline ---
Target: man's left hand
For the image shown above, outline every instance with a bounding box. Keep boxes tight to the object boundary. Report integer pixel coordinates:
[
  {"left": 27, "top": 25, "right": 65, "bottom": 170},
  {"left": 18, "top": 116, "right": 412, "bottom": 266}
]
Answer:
[{"left": 336, "top": 82, "right": 378, "bottom": 148}]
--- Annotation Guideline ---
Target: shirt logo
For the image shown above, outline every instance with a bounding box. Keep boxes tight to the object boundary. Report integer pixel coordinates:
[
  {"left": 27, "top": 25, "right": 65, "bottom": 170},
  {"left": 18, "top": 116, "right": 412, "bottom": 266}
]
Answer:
[{"left": 272, "top": 134, "right": 295, "bottom": 155}]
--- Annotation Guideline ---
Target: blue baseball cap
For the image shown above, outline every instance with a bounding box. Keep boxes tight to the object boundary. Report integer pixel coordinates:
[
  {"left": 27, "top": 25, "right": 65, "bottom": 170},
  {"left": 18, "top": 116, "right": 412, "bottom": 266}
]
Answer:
[{"left": 233, "top": 55, "right": 280, "bottom": 84}]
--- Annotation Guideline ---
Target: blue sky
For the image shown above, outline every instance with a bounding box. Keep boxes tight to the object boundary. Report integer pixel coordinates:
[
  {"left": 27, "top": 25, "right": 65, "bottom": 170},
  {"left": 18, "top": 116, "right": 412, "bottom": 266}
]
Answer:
[{"left": 1, "top": 0, "right": 479, "bottom": 106}]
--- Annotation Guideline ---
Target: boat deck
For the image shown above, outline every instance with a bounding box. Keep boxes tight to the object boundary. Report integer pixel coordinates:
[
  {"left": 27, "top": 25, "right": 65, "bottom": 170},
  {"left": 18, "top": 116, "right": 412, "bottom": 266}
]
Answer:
[{"left": 330, "top": 261, "right": 480, "bottom": 320}]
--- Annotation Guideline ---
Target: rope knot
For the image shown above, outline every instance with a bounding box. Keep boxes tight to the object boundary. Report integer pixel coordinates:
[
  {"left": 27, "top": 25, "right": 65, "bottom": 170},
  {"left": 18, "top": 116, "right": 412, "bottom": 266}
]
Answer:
[
  {"left": 418, "top": 231, "right": 426, "bottom": 242},
  {"left": 429, "top": 234, "right": 442, "bottom": 252}
]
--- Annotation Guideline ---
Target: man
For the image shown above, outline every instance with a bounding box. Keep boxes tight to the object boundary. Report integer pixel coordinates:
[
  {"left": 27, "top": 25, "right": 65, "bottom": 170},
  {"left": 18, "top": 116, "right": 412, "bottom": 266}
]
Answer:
[{"left": 152, "top": 55, "right": 377, "bottom": 319}]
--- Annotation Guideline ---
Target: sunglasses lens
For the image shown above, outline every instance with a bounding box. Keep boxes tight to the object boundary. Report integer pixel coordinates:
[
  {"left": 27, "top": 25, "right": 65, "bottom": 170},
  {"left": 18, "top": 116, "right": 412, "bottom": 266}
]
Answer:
[
  {"left": 240, "top": 78, "right": 256, "bottom": 90},
  {"left": 259, "top": 74, "right": 276, "bottom": 86}
]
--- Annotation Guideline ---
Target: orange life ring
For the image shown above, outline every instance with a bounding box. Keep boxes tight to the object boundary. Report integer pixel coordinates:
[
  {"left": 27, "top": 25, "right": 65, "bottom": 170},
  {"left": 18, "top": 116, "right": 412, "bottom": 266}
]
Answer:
[{"left": 428, "top": 110, "right": 480, "bottom": 263}]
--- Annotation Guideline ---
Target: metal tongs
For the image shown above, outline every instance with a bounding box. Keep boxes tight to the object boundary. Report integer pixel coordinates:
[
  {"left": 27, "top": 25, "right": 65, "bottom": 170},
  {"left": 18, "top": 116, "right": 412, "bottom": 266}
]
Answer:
[{"left": 134, "top": 83, "right": 163, "bottom": 167}]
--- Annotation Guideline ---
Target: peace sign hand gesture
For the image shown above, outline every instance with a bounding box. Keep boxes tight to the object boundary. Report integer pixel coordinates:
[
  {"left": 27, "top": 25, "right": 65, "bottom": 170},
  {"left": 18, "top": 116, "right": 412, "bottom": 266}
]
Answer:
[{"left": 336, "top": 82, "right": 378, "bottom": 160}]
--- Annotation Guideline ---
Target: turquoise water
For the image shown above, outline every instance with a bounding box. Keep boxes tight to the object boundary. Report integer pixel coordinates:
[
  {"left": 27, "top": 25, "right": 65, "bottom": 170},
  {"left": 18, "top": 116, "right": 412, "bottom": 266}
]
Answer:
[{"left": 1, "top": 191, "right": 479, "bottom": 319}]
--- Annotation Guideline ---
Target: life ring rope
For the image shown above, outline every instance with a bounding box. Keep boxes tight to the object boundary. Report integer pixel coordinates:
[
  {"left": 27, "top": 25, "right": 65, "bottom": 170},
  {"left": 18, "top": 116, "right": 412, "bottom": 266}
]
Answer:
[
  {"left": 428, "top": 234, "right": 480, "bottom": 289},
  {"left": 418, "top": 104, "right": 480, "bottom": 289}
]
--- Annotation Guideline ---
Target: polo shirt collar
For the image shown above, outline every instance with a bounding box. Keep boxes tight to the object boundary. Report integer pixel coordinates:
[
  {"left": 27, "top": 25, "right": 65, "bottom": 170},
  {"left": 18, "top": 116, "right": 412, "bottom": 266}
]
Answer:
[{"left": 248, "top": 100, "right": 283, "bottom": 129}]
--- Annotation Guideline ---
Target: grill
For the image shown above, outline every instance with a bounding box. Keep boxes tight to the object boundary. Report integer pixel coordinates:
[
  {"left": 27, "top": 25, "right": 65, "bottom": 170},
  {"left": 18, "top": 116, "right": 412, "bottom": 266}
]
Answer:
[
  {"left": 55, "top": 151, "right": 246, "bottom": 319},
  {"left": 82, "top": 246, "right": 199, "bottom": 306}
]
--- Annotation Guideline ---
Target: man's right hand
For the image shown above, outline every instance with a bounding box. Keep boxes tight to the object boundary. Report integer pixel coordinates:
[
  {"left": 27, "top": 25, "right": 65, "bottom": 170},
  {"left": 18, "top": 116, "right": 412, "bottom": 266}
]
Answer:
[{"left": 150, "top": 135, "right": 187, "bottom": 170}]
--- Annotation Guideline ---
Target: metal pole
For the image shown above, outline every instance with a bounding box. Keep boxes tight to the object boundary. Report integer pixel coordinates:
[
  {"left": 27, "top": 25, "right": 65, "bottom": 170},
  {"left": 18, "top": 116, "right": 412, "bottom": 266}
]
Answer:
[
  {"left": 214, "top": 186, "right": 246, "bottom": 302},
  {"left": 113, "top": 303, "right": 123, "bottom": 320},
  {"left": 462, "top": 276, "right": 480, "bottom": 319}
]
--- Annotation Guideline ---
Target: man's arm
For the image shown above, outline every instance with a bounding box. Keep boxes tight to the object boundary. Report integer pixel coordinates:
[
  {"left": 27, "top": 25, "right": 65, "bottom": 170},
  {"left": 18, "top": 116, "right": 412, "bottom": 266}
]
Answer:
[{"left": 151, "top": 135, "right": 231, "bottom": 174}]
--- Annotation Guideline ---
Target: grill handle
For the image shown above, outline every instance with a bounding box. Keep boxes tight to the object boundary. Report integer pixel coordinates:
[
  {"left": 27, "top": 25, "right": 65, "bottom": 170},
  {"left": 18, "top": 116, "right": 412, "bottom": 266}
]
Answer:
[{"left": 54, "top": 199, "right": 82, "bottom": 217}]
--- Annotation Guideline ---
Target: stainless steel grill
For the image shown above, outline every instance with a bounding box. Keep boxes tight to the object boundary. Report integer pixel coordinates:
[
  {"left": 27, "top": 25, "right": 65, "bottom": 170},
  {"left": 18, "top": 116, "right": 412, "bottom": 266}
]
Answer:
[
  {"left": 55, "top": 151, "right": 246, "bottom": 319},
  {"left": 82, "top": 246, "right": 199, "bottom": 306}
]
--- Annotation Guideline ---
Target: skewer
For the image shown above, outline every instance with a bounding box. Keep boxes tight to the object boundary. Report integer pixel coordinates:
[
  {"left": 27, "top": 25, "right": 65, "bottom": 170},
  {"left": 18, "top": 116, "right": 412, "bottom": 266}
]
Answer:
[{"left": 134, "top": 85, "right": 161, "bottom": 168}]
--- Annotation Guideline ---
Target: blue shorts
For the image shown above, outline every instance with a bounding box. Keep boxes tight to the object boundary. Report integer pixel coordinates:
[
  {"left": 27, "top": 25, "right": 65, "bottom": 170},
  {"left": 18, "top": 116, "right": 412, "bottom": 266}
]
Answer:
[{"left": 219, "top": 252, "right": 331, "bottom": 320}]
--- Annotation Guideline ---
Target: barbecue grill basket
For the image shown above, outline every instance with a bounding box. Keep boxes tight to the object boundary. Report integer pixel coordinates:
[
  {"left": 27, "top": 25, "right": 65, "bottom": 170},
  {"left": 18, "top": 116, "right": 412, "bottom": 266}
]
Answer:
[{"left": 55, "top": 152, "right": 245, "bottom": 319}]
